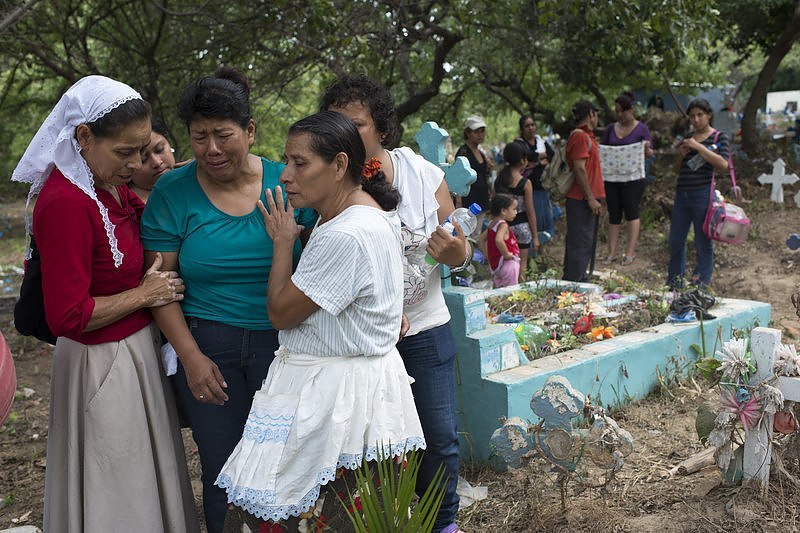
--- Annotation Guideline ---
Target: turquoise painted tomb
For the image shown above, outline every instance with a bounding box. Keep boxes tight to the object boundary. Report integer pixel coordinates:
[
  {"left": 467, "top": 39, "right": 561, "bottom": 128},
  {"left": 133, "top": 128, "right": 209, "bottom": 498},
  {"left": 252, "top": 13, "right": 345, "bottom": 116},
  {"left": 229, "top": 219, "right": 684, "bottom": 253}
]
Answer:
[{"left": 443, "top": 281, "right": 771, "bottom": 462}]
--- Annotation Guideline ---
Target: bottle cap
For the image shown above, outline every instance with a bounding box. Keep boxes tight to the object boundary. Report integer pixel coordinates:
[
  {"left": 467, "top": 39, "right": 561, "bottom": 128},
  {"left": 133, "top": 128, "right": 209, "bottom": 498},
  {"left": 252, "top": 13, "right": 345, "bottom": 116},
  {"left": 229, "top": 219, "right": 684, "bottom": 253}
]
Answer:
[{"left": 468, "top": 203, "right": 482, "bottom": 215}]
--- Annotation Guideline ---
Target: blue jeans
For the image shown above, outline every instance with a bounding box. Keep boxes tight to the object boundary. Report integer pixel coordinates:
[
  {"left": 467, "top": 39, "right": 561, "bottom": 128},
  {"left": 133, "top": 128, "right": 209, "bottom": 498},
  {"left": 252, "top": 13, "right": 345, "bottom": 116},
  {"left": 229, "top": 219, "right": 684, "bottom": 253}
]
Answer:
[
  {"left": 533, "top": 188, "right": 555, "bottom": 237},
  {"left": 173, "top": 317, "right": 278, "bottom": 533},
  {"left": 668, "top": 187, "right": 714, "bottom": 289},
  {"left": 397, "top": 323, "right": 460, "bottom": 532}
]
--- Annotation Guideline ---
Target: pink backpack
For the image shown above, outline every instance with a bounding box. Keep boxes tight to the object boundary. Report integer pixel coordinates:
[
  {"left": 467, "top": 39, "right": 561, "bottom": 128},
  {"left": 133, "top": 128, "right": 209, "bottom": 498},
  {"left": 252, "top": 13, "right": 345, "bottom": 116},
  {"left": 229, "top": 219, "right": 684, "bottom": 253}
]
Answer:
[{"left": 702, "top": 131, "right": 750, "bottom": 245}]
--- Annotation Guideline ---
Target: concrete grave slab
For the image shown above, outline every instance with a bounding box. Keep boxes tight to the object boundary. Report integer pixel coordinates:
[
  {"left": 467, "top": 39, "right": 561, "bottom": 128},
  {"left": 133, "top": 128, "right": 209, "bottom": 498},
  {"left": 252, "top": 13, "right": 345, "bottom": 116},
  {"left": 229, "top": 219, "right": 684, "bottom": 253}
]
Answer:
[{"left": 444, "top": 281, "right": 771, "bottom": 462}]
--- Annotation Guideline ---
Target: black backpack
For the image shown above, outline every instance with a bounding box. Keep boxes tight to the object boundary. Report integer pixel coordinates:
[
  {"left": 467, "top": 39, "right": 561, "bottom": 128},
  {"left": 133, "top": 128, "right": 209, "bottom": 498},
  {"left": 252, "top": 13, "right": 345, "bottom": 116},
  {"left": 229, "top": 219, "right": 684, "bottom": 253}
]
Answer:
[{"left": 14, "top": 236, "right": 57, "bottom": 345}]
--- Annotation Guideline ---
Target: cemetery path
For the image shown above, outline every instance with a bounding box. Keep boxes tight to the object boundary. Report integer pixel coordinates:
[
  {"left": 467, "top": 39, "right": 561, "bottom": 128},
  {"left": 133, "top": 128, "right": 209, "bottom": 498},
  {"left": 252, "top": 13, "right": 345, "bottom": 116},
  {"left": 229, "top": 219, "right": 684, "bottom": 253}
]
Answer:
[{"left": 2, "top": 171, "right": 800, "bottom": 531}]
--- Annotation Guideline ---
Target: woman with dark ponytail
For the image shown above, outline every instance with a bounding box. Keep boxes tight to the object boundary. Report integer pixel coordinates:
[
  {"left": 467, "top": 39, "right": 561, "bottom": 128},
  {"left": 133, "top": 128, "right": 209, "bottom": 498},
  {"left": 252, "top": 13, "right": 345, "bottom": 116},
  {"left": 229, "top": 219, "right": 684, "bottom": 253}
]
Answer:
[
  {"left": 321, "top": 76, "right": 467, "bottom": 533},
  {"left": 216, "top": 111, "right": 425, "bottom": 528},
  {"left": 140, "top": 67, "right": 318, "bottom": 532}
]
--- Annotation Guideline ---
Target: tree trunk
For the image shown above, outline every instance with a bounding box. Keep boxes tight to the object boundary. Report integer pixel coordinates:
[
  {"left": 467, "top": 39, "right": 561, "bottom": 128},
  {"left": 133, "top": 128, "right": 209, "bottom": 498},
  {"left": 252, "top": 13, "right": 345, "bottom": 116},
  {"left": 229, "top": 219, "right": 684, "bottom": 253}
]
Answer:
[{"left": 741, "top": 5, "right": 800, "bottom": 154}]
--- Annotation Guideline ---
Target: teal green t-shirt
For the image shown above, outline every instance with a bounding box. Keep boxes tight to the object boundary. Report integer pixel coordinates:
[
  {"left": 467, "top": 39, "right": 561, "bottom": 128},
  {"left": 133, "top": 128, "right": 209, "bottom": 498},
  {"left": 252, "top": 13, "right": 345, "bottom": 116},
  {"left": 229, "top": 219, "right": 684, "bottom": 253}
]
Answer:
[{"left": 140, "top": 158, "right": 318, "bottom": 330}]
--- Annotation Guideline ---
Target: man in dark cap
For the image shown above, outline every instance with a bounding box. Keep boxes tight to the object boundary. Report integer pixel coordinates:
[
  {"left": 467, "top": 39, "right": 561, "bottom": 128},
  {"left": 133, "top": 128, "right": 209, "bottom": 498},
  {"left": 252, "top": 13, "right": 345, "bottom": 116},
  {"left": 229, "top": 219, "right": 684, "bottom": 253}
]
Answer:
[{"left": 563, "top": 100, "right": 604, "bottom": 282}]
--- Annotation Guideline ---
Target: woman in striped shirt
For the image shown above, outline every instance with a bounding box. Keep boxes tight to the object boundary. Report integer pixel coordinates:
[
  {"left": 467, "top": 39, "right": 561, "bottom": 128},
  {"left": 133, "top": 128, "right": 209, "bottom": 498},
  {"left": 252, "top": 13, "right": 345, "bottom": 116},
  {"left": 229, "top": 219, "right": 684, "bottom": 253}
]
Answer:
[{"left": 668, "top": 98, "right": 729, "bottom": 289}]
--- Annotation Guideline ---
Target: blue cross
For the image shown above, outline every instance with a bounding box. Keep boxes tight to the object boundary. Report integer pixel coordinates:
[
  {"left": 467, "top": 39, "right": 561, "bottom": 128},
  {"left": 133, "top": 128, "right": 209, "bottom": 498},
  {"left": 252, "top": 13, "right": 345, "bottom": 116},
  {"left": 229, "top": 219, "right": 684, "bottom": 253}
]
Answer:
[{"left": 415, "top": 121, "right": 477, "bottom": 197}]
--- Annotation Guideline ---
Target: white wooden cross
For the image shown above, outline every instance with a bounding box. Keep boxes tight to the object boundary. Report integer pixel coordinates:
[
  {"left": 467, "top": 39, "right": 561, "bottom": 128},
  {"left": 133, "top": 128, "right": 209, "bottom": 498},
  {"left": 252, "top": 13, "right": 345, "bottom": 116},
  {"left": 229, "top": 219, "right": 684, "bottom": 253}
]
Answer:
[
  {"left": 757, "top": 158, "right": 798, "bottom": 203},
  {"left": 742, "top": 327, "right": 800, "bottom": 493}
]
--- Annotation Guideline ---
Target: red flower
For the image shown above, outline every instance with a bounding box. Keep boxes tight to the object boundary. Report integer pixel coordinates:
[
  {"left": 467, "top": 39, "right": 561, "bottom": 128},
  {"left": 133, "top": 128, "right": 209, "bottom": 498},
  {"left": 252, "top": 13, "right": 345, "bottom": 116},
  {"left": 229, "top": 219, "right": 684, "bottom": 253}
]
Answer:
[
  {"left": 354, "top": 496, "right": 363, "bottom": 511},
  {"left": 572, "top": 312, "right": 594, "bottom": 335},
  {"left": 315, "top": 515, "right": 329, "bottom": 532},
  {"left": 362, "top": 158, "right": 382, "bottom": 181}
]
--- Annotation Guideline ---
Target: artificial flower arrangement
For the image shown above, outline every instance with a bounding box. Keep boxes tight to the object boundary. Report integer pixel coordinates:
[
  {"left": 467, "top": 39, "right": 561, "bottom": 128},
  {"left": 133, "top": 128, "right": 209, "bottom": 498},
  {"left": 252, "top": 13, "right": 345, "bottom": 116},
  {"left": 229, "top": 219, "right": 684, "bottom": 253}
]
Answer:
[
  {"left": 485, "top": 283, "right": 668, "bottom": 360},
  {"left": 699, "top": 334, "right": 800, "bottom": 473}
]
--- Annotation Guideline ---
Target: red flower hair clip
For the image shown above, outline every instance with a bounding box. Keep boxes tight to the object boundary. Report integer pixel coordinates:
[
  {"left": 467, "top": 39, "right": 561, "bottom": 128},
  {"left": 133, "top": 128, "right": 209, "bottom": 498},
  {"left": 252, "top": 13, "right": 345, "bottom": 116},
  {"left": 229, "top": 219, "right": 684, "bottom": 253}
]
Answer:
[{"left": 361, "top": 157, "right": 382, "bottom": 181}]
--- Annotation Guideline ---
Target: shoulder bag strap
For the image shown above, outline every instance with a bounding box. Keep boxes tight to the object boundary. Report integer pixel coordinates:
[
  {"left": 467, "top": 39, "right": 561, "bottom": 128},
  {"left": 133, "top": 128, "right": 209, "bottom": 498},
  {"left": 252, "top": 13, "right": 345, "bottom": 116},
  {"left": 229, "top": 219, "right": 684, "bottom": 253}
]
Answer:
[
  {"left": 569, "top": 129, "right": 592, "bottom": 151},
  {"left": 708, "top": 129, "right": 721, "bottom": 198},
  {"left": 727, "top": 143, "right": 739, "bottom": 201}
]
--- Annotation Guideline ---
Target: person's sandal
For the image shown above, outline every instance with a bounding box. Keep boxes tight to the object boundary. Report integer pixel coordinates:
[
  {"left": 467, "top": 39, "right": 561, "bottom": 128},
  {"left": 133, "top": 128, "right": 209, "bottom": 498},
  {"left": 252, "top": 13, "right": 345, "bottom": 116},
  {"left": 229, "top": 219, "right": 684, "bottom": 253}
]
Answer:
[
  {"left": 621, "top": 254, "right": 636, "bottom": 265},
  {"left": 601, "top": 255, "right": 618, "bottom": 265}
]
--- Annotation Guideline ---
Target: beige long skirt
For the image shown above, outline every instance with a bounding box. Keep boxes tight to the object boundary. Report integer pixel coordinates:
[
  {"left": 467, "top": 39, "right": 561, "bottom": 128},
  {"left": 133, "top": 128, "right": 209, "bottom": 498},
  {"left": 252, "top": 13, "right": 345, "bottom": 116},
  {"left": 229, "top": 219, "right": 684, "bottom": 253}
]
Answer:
[{"left": 44, "top": 324, "right": 199, "bottom": 533}]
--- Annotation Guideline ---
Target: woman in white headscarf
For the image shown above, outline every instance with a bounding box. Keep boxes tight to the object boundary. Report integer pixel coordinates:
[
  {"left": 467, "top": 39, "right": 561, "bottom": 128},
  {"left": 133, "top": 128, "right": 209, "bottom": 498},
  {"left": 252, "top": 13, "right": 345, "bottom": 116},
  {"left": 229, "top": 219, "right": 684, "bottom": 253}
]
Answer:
[{"left": 12, "top": 76, "right": 199, "bottom": 532}]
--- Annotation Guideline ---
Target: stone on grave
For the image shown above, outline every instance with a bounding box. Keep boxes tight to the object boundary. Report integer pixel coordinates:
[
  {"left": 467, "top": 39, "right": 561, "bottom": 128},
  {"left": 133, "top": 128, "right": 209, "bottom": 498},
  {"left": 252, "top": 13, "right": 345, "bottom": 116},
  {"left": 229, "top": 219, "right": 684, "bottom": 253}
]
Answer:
[
  {"left": 757, "top": 158, "right": 799, "bottom": 203},
  {"left": 415, "top": 121, "right": 476, "bottom": 196}
]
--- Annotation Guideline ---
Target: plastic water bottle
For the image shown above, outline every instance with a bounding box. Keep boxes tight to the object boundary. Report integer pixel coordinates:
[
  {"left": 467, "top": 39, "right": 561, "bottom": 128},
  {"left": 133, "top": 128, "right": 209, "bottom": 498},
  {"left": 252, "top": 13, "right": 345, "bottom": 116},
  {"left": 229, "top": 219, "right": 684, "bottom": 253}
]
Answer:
[{"left": 423, "top": 203, "right": 482, "bottom": 269}]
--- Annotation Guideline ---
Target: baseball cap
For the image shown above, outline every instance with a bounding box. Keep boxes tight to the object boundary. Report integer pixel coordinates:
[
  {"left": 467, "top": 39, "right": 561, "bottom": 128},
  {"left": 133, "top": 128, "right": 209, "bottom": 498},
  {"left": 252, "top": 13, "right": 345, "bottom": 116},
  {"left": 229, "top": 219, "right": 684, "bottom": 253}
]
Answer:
[{"left": 464, "top": 115, "right": 487, "bottom": 130}]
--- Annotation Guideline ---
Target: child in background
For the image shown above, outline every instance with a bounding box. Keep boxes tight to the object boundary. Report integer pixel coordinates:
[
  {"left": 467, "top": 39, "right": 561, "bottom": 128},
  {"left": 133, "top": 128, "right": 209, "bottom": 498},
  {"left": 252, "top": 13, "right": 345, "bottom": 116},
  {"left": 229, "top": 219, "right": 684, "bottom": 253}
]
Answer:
[
  {"left": 487, "top": 194, "right": 521, "bottom": 288},
  {"left": 494, "top": 141, "right": 538, "bottom": 282}
]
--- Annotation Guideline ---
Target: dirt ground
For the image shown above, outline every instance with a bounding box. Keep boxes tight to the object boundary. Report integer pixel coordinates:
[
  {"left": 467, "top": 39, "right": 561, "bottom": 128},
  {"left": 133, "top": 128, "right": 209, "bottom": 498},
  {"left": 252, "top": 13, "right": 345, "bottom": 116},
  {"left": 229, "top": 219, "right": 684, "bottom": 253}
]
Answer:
[{"left": 2, "top": 153, "right": 800, "bottom": 532}]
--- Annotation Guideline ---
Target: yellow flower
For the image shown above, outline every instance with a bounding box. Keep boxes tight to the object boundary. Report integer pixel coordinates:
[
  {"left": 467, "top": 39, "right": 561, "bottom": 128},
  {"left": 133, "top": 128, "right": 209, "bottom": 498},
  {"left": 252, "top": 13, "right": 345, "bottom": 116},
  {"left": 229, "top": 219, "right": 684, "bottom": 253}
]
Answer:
[
  {"left": 556, "top": 291, "right": 582, "bottom": 308},
  {"left": 508, "top": 290, "right": 532, "bottom": 302}
]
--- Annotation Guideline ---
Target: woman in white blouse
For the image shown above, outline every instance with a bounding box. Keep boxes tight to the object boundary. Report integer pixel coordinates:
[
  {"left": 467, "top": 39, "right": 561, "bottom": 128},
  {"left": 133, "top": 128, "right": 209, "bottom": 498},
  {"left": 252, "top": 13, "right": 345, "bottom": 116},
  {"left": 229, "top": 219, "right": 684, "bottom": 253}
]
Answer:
[{"left": 216, "top": 111, "right": 425, "bottom": 529}]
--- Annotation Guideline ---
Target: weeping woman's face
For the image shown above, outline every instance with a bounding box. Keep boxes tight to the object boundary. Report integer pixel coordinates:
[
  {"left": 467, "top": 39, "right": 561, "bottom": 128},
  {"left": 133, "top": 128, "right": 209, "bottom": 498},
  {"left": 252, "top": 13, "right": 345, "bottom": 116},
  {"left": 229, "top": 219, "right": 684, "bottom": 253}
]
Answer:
[{"left": 77, "top": 118, "right": 151, "bottom": 192}]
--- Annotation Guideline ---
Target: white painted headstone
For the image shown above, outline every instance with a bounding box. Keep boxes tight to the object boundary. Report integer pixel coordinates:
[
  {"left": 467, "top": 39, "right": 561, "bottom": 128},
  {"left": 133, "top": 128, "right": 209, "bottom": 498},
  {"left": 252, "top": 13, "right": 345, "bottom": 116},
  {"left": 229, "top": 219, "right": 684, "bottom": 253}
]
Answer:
[
  {"left": 757, "top": 158, "right": 799, "bottom": 203},
  {"left": 742, "top": 327, "right": 800, "bottom": 494}
]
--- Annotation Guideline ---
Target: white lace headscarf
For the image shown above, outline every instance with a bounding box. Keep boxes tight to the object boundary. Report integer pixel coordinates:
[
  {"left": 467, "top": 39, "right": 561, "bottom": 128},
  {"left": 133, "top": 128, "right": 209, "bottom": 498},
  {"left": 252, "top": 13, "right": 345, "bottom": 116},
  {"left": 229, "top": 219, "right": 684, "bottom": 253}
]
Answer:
[{"left": 11, "top": 75, "right": 145, "bottom": 267}]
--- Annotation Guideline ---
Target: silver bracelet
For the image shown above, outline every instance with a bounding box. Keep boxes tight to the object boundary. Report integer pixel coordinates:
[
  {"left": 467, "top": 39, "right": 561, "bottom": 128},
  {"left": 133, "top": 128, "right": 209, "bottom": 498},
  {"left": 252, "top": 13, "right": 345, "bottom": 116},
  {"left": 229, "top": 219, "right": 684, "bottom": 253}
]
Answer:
[{"left": 449, "top": 241, "right": 473, "bottom": 273}]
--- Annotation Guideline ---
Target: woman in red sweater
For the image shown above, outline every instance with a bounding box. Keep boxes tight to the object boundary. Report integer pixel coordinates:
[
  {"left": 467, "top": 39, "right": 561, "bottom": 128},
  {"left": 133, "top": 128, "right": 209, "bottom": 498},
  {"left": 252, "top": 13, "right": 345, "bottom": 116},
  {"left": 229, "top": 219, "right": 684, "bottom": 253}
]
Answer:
[{"left": 11, "top": 76, "right": 199, "bottom": 532}]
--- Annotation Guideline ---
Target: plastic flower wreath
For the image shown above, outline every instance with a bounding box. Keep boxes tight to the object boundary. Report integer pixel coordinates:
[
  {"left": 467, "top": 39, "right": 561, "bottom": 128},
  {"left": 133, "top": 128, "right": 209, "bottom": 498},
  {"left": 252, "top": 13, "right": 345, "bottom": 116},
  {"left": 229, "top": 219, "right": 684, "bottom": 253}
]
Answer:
[
  {"left": 707, "top": 335, "right": 797, "bottom": 472},
  {"left": 361, "top": 157, "right": 382, "bottom": 181}
]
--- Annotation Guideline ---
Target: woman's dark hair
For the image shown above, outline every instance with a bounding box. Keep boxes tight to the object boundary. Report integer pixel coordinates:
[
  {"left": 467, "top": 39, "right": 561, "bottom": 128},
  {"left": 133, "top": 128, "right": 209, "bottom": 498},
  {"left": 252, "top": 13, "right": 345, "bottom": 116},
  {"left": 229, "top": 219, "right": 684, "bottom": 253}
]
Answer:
[
  {"left": 571, "top": 100, "right": 597, "bottom": 123},
  {"left": 490, "top": 193, "right": 516, "bottom": 216},
  {"left": 320, "top": 76, "right": 399, "bottom": 148},
  {"left": 288, "top": 111, "right": 400, "bottom": 211},
  {"left": 494, "top": 141, "right": 527, "bottom": 192},
  {"left": 518, "top": 114, "right": 535, "bottom": 137},
  {"left": 150, "top": 117, "right": 170, "bottom": 138},
  {"left": 686, "top": 98, "right": 713, "bottom": 116},
  {"left": 615, "top": 92, "right": 635, "bottom": 112},
  {"left": 87, "top": 99, "right": 151, "bottom": 138},
  {"left": 177, "top": 66, "right": 252, "bottom": 129}
]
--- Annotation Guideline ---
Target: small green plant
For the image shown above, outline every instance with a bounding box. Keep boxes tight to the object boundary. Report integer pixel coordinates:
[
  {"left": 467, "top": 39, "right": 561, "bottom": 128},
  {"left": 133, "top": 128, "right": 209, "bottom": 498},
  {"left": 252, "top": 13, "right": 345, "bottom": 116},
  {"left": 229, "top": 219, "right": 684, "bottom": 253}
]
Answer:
[
  {"left": 2, "top": 411, "right": 20, "bottom": 435},
  {"left": 339, "top": 448, "right": 446, "bottom": 533},
  {"left": 638, "top": 204, "right": 663, "bottom": 231},
  {"left": 339, "top": 446, "right": 445, "bottom": 533}
]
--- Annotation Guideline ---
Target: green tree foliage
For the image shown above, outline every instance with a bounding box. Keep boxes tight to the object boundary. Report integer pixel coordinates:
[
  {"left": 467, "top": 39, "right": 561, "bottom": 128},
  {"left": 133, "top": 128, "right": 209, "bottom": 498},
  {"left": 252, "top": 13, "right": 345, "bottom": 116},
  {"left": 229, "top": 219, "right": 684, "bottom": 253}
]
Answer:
[
  {"left": 716, "top": 0, "right": 800, "bottom": 152},
  {"left": 0, "top": 0, "right": 778, "bottom": 190}
]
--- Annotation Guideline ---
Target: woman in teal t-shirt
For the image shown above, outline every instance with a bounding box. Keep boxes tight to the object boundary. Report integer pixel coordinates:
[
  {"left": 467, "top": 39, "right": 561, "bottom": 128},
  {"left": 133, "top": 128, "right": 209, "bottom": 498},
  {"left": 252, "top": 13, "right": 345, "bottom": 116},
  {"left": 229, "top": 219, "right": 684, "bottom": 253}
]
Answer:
[{"left": 141, "top": 67, "right": 316, "bottom": 533}]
